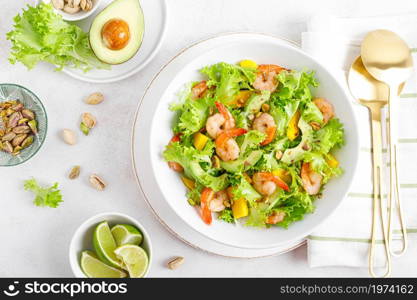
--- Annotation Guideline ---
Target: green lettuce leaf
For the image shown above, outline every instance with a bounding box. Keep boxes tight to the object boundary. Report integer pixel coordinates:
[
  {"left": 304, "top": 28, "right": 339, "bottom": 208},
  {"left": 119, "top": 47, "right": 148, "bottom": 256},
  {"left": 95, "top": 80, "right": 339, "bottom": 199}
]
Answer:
[
  {"left": 172, "top": 95, "right": 213, "bottom": 136},
  {"left": 275, "top": 70, "right": 318, "bottom": 106},
  {"left": 302, "top": 101, "right": 323, "bottom": 124},
  {"left": 230, "top": 175, "right": 262, "bottom": 205},
  {"left": 7, "top": 3, "right": 109, "bottom": 72},
  {"left": 24, "top": 178, "right": 63, "bottom": 208},
  {"left": 221, "top": 130, "right": 265, "bottom": 173},
  {"left": 312, "top": 118, "right": 345, "bottom": 154},
  {"left": 201, "top": 62, "right": 256, "bottom": 104},
  {"left": 302, "top": 152, "right": 343, "bottom": 184},
  {"left": 163, "top": 141, "right": 228, "bottom": 191},
  {"left": 218, "top": 209, "right": 235, "bottom": 224}
]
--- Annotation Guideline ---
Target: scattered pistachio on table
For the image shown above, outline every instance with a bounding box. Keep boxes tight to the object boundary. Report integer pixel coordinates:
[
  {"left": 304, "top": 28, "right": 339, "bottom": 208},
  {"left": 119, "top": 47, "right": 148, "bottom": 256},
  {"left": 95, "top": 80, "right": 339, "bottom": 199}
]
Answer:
[
  {"left": 62, "top": 129, "right": 77, "bottom": 145},
  {"left": 85, "top": 92, "right": 104, "bottom": 105},
  {"left": 80, "top": 113, "right": 97, "bottom": 135},
  {"left": 68, "top": 165, "right": 81, "bottom": 179},
  {"left": 89, "top": 174, "right": 106, "bottom": 191},
  {"left": 167, "top": 257, "right": 185, "bottom": 270},
  {"left": 0, "top": 100, "right": 37, "bottom": 156}
]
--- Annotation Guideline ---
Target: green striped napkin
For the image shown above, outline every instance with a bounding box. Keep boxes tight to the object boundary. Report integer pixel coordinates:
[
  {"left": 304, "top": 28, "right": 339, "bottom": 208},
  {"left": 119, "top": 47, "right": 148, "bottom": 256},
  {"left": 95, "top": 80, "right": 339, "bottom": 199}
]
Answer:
[{"left": 302, "top": 15, "right": 417, "bottom": 268}]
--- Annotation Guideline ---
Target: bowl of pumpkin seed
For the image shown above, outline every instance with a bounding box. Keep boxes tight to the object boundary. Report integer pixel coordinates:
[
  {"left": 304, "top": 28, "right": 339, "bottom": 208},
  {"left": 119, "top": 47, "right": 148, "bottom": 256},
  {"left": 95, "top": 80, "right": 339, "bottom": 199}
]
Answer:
[{"left": 0, "top": 84, "right": 47, "bottom": 166}]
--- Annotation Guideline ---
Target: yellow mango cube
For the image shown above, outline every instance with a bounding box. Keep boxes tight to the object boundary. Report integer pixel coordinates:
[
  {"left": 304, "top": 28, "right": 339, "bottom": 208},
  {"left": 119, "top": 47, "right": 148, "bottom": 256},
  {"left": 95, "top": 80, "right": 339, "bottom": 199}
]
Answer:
[
  {"left": 272, "top": 169, "right": 292, "bottom": 184},
  {"left": 326, "top": 154, "right": 339, "bottom": 168},
  {"left": 239, "top": 59, "right": 258, "bottom": 69},
  {"left": 232, "top": 198, "right": 249, "bottom": 219},
  {"left": 193, "top": 132, "right": 209, "bottom": 150},
  {"left": 181, "top": 176, "right": 195, "bottom": 190},
  {"left": 287, "top": 110, "right": 301, "bottom": 141}
]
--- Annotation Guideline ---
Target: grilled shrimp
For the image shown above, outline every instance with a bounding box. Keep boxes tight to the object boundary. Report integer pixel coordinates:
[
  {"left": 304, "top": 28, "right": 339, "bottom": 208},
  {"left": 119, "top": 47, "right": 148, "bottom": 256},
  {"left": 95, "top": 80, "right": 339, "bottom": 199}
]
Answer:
[
  {"left": 252, "top": 172, "right": 290, "bottom": 196},
  {"left": 215, "top": 128, "right": 247, "bottom": 161},
  {"left": 252, "top": 112, "right": 277, "bottom": 145},
  {"left": 216, "top": 138, "right": 240, "bottom": 162},
  {"left": 167, "top": 134, "right": 183, "bottom": 172},
  {"left": 209, "top": 190, "right": 228, "bottom": 212},
  {"left": 313, "top": 98, "right": 334, "bottom": 126},
  {"left": 253, "top": 64, "right": 286, "bottom": 92},
  {"left": 301, "top": 162, "right": 322, "bottom": 195},
  {"left": 191, "top": 81, "right": 208, "bottom": 99},
  {"left": 206, "top": 102, "right": 235, "bottom": 139},
  {"left": 266, "top": 211, "right": 286, "bottom": 224},
  {"left": 168, "top": 161, "right": 183, "bottom": 172}
]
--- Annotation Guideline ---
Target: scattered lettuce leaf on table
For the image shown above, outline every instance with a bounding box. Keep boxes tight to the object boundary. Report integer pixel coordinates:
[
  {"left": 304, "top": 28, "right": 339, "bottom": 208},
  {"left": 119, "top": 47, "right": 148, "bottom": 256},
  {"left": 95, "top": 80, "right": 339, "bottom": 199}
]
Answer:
[{"left": 24, "top": 178, "right": 63, "bottom": 208}]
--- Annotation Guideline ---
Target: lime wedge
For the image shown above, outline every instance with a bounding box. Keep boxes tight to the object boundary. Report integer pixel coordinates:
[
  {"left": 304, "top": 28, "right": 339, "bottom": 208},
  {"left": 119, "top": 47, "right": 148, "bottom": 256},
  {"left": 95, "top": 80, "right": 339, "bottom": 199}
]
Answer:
[
  {"left": 114, "top": 245, "right": 149, "bottom": 278},
  {"left": 93, "top": 221, "right": 121, "bottom": 267},
  {"left": 111, "top": 224, "right": 143, "bottom": 246},
  {"left": 80, "top": 251, "right": 127, "bottom": 278}
]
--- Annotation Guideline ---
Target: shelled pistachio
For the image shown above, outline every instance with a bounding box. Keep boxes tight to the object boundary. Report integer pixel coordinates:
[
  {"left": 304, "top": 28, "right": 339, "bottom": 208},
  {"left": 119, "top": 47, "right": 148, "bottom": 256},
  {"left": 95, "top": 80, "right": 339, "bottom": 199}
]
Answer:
[{"left": 0, "top": 100, "right": 37, "bottom": 156}]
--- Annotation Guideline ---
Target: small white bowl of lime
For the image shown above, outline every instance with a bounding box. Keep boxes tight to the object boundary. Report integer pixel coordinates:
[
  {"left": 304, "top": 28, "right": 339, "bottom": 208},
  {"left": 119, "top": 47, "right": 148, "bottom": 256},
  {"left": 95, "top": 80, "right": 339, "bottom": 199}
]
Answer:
[{"left": 69, "top": 212, "right": 152, "bottom": 278}]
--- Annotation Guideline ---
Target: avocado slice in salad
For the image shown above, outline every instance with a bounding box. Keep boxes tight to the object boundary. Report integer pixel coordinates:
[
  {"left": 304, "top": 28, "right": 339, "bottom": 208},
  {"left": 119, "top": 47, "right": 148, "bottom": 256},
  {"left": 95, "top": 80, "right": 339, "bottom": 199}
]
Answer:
[
  {"left": 281, "top": 117, "right": 314, "bottom": 164},
  {"left": 221, "top": 150, "right": 263, "bottom": 173},
  {"left": 244, "top": 91, "right": 271, "bottom": 115}
]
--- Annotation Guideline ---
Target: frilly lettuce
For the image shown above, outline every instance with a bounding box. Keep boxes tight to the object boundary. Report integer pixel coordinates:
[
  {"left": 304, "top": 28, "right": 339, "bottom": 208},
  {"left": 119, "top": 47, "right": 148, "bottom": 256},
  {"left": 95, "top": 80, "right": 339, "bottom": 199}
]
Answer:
[
  {"left": 163, "top": 141, "right": 228, "bottom": 191},
  {"left": 275, "top": 70, "right": 318, "bottom": 105},
  {"left": 218, "top": 209, "right": 235, "bottom": 223},
  {"left": 7, "top": 3, "right": 109, "bottom": 72},
  {"left": 312, "top": 118, "right": 344, "bottom": 154},
  {"left": 221, "top": 130, "right": 265, "bottom": 173},
  {"left": 201, "top": 62, "right": 256, "bottom": 104},
  {"left": 229, "top": 175, "right": 261, "bottom": 205},
  {"left": 302, "top": 101, "right": 323, "bottom": 124}
]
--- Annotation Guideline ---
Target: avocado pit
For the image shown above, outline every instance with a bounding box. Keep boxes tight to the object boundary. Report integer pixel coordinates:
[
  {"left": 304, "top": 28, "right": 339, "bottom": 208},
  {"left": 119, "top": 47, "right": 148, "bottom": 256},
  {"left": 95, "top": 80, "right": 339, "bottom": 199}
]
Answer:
[{"left": 101, "top": 19, "right": 130, "bottom": 50}]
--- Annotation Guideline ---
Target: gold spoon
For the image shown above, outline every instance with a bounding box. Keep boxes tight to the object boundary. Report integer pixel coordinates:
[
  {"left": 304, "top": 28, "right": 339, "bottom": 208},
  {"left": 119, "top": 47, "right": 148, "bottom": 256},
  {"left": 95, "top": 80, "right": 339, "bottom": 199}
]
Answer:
[
  {"left": 361, "top": 29, "right": 413, "bottom": 257},
  {"left": 348, "top": 56, "right": 391, "bottom": 278}
]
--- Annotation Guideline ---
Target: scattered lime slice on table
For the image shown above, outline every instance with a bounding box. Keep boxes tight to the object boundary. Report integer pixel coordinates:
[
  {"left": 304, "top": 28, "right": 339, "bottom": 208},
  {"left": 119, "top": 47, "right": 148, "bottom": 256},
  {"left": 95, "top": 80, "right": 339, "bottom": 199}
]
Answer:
[
  {"left": 93, "top": 221, "right": 121, "bottom": 268},
  {"left": 81, "top": 251, "right": 127, "bottom": 278},
  {"left": 114, "top": 245, "right": 149, "bottom": 278},
  {"left": 111, "top": 224, "right": 143, "bottom": 246}
]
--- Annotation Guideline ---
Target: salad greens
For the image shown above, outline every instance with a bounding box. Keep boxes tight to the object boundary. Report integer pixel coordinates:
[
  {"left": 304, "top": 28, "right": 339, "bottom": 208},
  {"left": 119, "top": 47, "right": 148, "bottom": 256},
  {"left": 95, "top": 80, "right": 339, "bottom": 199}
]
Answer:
[
  {"left": 24, "top": 178, "right": 63, "bottom": 208},
  {"left": 163, "top": 61, "right": 345, "bottom": 228},
  {"left": 7, "top": 3, "right": 109, "bottom": 72}
]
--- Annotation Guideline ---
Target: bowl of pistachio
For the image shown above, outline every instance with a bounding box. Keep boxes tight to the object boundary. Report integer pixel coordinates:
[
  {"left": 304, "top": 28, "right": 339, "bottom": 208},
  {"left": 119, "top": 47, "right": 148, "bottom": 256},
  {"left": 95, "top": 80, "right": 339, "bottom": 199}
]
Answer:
[{"left": 0, "top": 84, "right": 47, "bottom": 167}]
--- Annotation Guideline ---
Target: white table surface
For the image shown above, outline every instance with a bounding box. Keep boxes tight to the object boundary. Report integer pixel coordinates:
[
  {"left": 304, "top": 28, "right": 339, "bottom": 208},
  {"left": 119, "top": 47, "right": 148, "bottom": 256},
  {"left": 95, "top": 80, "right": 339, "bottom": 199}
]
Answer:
[{"left": 2, "top": 0, "right": 417, "bottom": 278}]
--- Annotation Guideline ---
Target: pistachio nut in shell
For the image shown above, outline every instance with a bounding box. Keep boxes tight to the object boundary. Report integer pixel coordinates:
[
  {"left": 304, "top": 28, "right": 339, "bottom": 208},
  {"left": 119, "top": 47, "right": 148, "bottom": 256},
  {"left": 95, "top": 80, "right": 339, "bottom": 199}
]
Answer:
[
  {"left": 89, "top": 174, "right": 106, "bottom": 191},
  {"left": 68, "top": 165, "right": 81, "bottom": 179},
  {"left": 81, "top": 113, "right": 97, "bottom": 129},
  {"left": 62, "top": 129, "right": 77, "bottom": 145},
  {"left": 85, "top": 92, "right": 104, "bottom": 105}
]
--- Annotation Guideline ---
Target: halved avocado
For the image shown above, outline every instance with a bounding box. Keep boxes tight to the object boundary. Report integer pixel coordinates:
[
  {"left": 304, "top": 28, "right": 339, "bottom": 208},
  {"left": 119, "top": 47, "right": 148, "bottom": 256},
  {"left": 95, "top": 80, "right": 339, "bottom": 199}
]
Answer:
[{"left": 89, "top": 0, "right": 144, "bottom": 65}]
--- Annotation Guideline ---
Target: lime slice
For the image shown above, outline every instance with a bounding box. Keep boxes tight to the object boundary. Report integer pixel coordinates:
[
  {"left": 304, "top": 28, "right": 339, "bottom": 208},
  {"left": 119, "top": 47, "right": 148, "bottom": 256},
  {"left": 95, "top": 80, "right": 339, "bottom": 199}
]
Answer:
[
  {"left": 80, "top": 251, "right": 127, "bottom": 278},
  {"left": 114, "top": 245, "right": 149, "bottom": 278},
  {"left": 111, "top": 224, "right": 143, "bottom": 246},
  {"left": 93, "top": 221, "right": 121, "bottom": 267}
]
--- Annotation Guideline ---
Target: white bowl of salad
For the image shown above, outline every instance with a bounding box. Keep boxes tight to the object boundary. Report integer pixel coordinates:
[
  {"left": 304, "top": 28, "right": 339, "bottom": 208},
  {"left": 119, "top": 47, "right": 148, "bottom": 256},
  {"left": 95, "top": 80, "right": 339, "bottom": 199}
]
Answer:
[{"left": 150, "top": 34, "right": 359, "bottom": 249}]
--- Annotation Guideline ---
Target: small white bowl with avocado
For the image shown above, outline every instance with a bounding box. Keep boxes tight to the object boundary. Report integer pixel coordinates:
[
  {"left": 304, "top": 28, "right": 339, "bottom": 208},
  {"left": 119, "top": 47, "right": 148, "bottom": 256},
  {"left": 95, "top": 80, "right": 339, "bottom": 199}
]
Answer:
[{"left": 69, "top": 212, "right": 152, "bottom": 278}]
